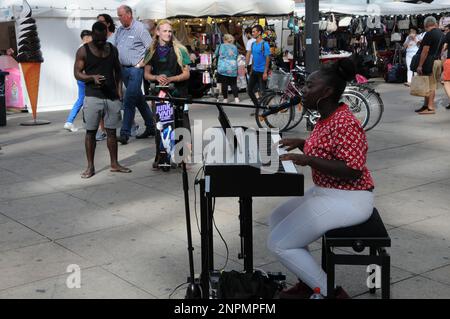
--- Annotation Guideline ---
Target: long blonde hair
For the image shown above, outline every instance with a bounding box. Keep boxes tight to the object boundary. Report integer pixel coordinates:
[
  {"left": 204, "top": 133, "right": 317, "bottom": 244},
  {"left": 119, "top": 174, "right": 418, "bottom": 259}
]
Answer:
[{"left": 144, "top": 19, "right": 187, "bottom": 68}]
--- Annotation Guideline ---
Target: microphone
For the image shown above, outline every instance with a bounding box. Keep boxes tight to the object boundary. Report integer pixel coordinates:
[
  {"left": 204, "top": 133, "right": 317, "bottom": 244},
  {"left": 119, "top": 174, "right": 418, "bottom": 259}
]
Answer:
[{"left": 262, "top": 95, "right": 302, "bottom": 117}]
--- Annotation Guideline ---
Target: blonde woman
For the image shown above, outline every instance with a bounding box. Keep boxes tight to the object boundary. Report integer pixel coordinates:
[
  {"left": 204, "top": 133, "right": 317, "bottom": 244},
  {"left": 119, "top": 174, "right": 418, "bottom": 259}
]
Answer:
[
  {"left": 144, "top": 20, "right": 191, "bottom": 97},
  {"left": 215, "top": 34, "right": 240, "bottom": 103},
  {"left": 143, "top": 20, "right": 191, "bottom": 168}
]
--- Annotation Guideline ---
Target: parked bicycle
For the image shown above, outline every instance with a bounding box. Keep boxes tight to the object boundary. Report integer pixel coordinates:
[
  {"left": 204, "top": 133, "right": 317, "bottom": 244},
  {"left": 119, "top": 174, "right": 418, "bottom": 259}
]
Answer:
[{"left": 257, "top": 66, "right": 375, "bottom": 132}]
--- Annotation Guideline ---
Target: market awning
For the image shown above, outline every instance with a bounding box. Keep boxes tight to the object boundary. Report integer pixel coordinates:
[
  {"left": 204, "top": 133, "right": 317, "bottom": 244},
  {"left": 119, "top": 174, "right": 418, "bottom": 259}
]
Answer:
[
  {"left": 1, "top": 0, "right": 296, "bottom": 20},
  {"left": 295, "top": 0, "right": 450, "bottom": 17},
  {"left": 135, "top": 0, "right": 296, "bottom": 19}
]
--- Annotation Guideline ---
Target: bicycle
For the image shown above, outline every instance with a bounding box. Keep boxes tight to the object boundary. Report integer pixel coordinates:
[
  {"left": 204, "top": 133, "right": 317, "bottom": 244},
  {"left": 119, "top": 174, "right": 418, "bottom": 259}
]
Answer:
[
  {"left": 254, "top": 71, "right": 294, "bottom": 132},
  {"left": 346, "top": 81, "right": 384, "bottom": 131},
  {"left": 258, "top": 67, "right": 371, "bottom": 131}
]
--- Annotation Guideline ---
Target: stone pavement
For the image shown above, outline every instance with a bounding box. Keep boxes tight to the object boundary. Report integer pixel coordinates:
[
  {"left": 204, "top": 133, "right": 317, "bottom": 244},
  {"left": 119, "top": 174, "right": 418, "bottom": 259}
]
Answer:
[{"left": 0, "top": 83, "right": 449, "bottom": 299}]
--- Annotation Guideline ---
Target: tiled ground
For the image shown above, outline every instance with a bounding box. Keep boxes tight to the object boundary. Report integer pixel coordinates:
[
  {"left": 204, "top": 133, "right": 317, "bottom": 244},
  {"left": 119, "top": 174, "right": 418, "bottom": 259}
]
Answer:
[{"left": 0, "top": 82, "right": 449, "bottom": 299}]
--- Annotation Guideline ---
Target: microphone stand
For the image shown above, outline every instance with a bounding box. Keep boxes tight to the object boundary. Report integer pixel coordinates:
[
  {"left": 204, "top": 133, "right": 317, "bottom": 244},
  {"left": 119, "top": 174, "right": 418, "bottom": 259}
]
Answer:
[
  {"left": 182, "top": 159, "right": 202, "bottom": 299},
  {"left": 150, "top": 83, "right": 202, "bottom": 299}
]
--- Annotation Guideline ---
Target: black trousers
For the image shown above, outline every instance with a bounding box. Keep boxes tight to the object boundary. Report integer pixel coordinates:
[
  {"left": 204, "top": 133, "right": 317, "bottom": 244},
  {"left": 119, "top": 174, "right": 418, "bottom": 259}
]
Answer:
[
  {"left": 247, "top": 71, "right": 265, "bottom": 106},
  {"left": 218, "top": 74, "right": 239, "bottom": 99}
]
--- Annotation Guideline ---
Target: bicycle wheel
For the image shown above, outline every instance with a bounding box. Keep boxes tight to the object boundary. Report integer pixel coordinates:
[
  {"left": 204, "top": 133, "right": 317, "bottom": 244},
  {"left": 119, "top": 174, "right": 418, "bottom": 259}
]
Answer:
[
  {"left": 254, "top": 92, "right": 273, "bottom": 129},
  {"left": 255, "top": 91, "right": 293, "bottom": 132},
  {"left": 347, "top": 86, "right": 384, "bottom": 131},
  {"left": 341, "top": 90, "right": 370, "bottom": 129},
  {"left": 285, "top": 97, "right": 305, "bottom": 131}
]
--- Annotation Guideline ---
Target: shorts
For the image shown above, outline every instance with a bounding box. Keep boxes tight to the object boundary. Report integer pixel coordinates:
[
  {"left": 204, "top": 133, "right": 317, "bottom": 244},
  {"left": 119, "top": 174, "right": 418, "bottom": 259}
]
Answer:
[
  {"left": 443, "top": 59, "right": 450, "bottom": 82},
  {"left": 82, "top": 96, "right": 122, "bottom": 131},
  {"left": 428, "top": 59, "right": 443, "bottom": 91}
]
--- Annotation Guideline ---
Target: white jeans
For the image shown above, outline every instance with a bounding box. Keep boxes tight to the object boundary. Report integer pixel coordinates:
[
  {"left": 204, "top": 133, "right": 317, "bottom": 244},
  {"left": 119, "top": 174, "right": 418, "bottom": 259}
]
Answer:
[
  {"left": 406, "top": 52, "right": 416, "bottom": 84},
  {"left": 267, "top": 186, "right": 374, "bottom": 296}
]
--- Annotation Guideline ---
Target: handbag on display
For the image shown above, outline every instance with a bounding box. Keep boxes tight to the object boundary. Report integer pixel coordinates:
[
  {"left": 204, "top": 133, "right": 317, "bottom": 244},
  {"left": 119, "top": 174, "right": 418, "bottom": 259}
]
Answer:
[
  {"left": 391, "top": 32, "right": 402, "bottom": 42},
  {"left": 338, "top": 16, "right": 353, "bottom": 28},
  {"left": 355, "top": 18, "right": 364, "bottom": 35},
  {"left": 411, "top": 16, "right": 418, "bottom": 28},
  {"left": 327, "top": 13, "right": 338, "bottom": 33},
  {"left": 398, "top": 17, "right": 411, "bottom": 30},
  {"left": 287, "top": 33, "right": 294, "bottom": 46},
  {"left": 390, "top": 19, "right": 402, "bottom": 42},
  {"left": 367, "top": 15, "right": 381, "bottom": 29},
  {"left": 319, "top": 19, "right": 328, "bottom": 31},
  {"left": 287, "top": 16, "right": 295, "bottom": 30},
  {"left": 386, "top": 18, "right": 395, "bottom": 31}
]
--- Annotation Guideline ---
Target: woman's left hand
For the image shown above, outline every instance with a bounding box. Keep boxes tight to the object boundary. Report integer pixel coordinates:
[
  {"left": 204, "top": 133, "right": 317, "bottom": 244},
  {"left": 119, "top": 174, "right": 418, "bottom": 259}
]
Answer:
[{"left": 280, "top": 154, "right": 311, "bottom": 167}]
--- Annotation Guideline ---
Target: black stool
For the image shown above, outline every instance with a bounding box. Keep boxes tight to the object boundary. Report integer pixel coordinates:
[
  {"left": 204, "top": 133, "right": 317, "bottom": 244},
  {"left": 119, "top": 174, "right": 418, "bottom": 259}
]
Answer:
[{"left": 321, "top": 208, "right": 391, "bottom": 299}]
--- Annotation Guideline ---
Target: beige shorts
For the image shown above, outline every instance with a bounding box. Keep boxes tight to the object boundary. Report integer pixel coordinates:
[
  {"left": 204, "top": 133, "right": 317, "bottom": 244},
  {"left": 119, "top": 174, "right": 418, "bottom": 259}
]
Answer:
[
  {"left": 82, "top": 96, "right": 122, "bottom": 131},
  {"left": 428, "top": 60, "right": 443, "bottom": 91}
]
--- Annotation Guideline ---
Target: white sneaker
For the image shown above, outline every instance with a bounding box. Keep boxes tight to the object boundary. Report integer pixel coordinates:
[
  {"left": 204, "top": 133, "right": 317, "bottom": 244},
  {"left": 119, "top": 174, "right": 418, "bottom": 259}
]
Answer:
[
  {"left": 64, "top": 122, "right": 78, "bottom": 132},
  {"left": 235, "top": 98, "right": 240, "bottom": 103},
  {"left": 131, "top": 124, "right": 140, "bottom": 137},
  {"left": 96, "top": 131, "right": 106, "bottom": 141},
  {"left": 223, "top": 99, "right": 228, "bottom": 103}
]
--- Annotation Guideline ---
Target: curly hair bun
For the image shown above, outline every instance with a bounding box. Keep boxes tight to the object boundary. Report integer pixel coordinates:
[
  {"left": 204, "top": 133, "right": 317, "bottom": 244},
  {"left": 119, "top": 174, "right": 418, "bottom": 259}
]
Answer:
[{"left": 335, "top": 58, "right": 356, "bottom": 82}]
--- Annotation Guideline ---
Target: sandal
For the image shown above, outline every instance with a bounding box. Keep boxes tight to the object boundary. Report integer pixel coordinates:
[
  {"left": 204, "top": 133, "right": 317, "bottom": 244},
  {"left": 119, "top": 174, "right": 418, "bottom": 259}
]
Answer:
[
  {"left": 110, "top": 166, "right": 132, "bottom": 173},
  {"left": 415, "top": 105, "right": 428, "bottom": 113},
  {"left": 81, "top": 169, "right": 95, "bottom": 179},
  {"left": 418, "top": 108, "right": 436, "bottom": 115}
]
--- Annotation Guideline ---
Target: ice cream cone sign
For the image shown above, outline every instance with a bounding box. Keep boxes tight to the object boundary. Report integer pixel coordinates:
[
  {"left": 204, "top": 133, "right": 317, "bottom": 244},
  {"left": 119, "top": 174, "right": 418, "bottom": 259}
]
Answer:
[{"left": 15, "top": 0, "right": 44, "bottom": 121}]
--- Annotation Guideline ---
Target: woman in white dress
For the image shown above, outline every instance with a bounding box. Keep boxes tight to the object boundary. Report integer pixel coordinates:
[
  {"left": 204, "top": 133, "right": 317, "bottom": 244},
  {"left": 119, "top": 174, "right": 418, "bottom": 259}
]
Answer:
[{"left": 403, "top": 27, "right": 421, "bottom": 86}]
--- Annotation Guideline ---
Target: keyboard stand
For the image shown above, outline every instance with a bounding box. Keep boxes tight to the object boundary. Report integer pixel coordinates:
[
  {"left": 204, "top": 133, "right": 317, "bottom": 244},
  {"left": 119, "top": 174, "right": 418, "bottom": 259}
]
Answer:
[{"left": 199, "top": 179, "right": 256, "bottom": 299}]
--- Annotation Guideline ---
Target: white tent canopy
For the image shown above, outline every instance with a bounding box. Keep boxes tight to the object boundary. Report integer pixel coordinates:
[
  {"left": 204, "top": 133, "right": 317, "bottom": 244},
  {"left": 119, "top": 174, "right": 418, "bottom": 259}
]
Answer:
[
  {"left": 0, "top": 0, "right": 295, "bottom": 111},
  {"left": 1, "top": 0, "right": 295, "bottom": 20},
  {"left": 295, "top": 0, "right": 450, "bottom": 17},
  {"left": 136, "top": 0, "right": 295, "bottom": 19}
]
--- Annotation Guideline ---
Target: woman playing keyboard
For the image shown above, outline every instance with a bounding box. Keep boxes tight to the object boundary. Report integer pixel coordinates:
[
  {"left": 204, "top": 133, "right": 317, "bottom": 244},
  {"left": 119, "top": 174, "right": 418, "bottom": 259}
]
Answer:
[{"left": 268, "top": 58, "right": 374, "bottom": 299}]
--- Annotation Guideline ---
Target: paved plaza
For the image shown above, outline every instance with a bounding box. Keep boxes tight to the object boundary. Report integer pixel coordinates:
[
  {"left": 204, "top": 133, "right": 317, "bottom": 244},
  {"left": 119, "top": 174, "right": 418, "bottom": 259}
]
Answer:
[{"left": 0, "top": 82, "right": 449, "bottom": 299}]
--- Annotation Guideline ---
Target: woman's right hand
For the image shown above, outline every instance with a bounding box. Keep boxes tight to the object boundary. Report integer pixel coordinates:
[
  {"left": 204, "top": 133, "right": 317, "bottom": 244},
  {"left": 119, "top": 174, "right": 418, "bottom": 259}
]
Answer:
[
  {"left": 279, "top": 138, "right": 305, "bottom": 152},
  {"left": 156, "top": 75, "right": 168, "bottom": 86}
]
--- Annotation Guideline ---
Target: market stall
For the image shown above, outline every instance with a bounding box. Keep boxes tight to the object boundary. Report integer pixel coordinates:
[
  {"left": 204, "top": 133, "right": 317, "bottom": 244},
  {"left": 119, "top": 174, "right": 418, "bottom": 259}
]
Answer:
[
  {"left": 294, "top": 1, "right": 450, "bottom": 79},
  {"left": 135, "top": 0, "right": 296, "bottom": 96}
]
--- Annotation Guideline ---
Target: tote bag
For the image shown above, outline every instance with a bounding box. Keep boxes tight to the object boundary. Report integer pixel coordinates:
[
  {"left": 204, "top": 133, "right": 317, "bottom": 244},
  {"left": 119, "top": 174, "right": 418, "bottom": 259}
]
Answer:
[{"left": 410, "top": 76, "right": 430, "bottom": 97}]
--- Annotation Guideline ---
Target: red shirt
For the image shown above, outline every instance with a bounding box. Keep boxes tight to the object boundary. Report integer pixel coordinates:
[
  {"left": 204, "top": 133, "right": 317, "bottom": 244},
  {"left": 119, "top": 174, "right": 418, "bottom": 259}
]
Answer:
[{"left": 303, "top": 104, "right": 374, "bottom": 191}]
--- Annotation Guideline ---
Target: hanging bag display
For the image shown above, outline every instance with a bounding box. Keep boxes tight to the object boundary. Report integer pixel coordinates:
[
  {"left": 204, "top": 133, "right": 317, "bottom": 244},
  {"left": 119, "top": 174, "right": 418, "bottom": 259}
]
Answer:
[
  {"left": 398, "top": 17, "right": 411, "bottom": 30},
  {"left": 338, "top": 16, "right": 352, "bottom": 28},
  {"left": 326, "top": 13, "right": 338, "bottom": 33},
  {"left": 319, "top": 18, "right": 328, "bottom": 31},
  {"left": 386, "top": 17, "right": 395, "bottom": 31},
  {"left": 355, "top": 18, "right": 364, "bottom": 35},
  {"left": 411, "top": 16, "right": 418, "bottom": 28},
  {"left": 391, "top": 17, "right": 402, "bottom": 43}
]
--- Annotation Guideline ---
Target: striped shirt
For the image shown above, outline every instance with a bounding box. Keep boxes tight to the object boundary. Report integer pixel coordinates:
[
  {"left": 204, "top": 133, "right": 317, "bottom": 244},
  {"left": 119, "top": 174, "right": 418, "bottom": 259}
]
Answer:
[{"left": 114, "top": 19, "right": 152, "bottom": 66}]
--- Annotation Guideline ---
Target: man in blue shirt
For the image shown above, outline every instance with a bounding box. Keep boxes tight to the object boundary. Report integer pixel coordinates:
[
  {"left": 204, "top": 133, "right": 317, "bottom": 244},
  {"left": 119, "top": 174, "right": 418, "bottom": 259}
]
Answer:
[
  {"left": 115, "top": 5, "right": 155, "bottom": 144},
  {"left": 246, "top": 25, "right": 270, "bottom": 107}
]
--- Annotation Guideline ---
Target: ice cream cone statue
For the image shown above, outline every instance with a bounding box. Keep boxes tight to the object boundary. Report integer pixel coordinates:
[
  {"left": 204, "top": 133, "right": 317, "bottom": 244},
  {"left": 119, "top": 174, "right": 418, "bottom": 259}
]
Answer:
[{"left": 16, "top": 0, "right": 49, "bottom": 125}]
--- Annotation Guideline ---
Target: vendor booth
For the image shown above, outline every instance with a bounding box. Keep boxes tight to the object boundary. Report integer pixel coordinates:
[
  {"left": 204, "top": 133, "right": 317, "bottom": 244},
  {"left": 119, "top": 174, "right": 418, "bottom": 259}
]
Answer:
[
  {"left": 135, "top": 0, "right": 296, "bottom": 96},
  {"left": 294, "top": 0, "right": 450, "bottom": 79}
]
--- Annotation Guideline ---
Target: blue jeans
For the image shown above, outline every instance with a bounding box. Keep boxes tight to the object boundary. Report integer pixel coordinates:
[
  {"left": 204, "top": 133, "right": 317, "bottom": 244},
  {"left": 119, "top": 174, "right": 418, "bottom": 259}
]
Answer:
[
  {"left": 66, "top": 80, "right": 85, "bottom": 123},
  {"left": 120, "top": 66, "right": 154, "bottom": 137}
]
